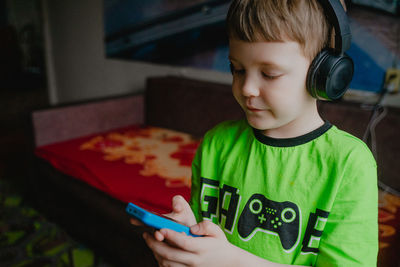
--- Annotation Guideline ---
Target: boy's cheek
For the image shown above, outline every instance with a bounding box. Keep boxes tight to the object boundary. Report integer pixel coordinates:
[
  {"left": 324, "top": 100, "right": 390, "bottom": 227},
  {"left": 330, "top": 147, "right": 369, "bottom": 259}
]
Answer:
[{"left": 231, "top": 87, "right": 243, "bottom": 105}]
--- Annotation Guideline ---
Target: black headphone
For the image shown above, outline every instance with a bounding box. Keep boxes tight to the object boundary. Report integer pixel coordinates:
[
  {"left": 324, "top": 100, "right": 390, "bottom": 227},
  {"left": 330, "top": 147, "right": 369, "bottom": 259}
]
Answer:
[{"left": 307, "top": 0, "right": 354, "bottom": 101}]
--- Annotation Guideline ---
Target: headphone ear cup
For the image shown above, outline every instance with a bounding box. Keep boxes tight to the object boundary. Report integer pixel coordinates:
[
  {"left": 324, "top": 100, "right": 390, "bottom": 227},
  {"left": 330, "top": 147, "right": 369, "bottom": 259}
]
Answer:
[
  {"left": 307, "top": 49, "right": 354, "bottom": 101},
  {"left": 307, "top": 50, "right": 329, "bottom": 99}
]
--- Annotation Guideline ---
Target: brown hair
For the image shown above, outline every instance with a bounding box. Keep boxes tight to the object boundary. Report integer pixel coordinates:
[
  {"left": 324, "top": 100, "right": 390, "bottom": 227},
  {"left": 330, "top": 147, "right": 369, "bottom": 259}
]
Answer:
[{"left": 226, "top": 0, "right": 336, "bottom": 60}]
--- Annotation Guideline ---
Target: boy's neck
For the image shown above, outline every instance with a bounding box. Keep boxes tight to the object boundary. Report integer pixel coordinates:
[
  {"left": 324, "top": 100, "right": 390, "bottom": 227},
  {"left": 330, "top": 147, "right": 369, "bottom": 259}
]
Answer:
[{"left": 260, "top": 102, "right": 324, "bottom": 139}]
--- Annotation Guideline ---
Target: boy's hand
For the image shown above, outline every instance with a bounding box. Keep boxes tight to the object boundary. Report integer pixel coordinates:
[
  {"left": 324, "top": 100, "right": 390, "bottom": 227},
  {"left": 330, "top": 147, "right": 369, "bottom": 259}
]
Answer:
[
  {"left": 165, "top": 195, "right": 197, "bottom": 227},
  {"left": 144, "top": 220, "right": 237, "bottom": 267},
  {"left": 129, "top": 195, "right": 197, "bottom": 228},
  {"left": 136, "top": 196, "right": 299, "bottom": 267}
]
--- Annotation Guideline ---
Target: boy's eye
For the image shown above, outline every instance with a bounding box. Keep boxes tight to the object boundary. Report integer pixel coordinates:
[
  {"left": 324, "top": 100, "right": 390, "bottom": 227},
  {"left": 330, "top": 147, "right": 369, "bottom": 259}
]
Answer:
[
  {"left": 229, "top": 63, "right": 245, "bottom": 76},
  {"left": 262, "top": 72, "right": 281, "bottom": 80}
]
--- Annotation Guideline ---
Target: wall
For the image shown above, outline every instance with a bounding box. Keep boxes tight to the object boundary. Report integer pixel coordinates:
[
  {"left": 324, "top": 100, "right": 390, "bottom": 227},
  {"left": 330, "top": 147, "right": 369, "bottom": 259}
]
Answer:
[{"left": 42, "top": 0, "right": 232, "bottom": 105}]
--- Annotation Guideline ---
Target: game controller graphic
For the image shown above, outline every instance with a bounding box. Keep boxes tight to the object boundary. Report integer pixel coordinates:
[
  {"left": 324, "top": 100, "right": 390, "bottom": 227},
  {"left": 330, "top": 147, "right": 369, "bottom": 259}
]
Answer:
[{"left": 238, "top": 194, "right": 300, "bottom": 251}]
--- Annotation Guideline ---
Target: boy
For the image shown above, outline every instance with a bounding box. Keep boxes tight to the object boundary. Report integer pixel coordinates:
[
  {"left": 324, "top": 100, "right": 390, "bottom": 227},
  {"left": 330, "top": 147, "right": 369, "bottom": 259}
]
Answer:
[{"left": 136, "top": 0, "right": 378, "bottom": 266}]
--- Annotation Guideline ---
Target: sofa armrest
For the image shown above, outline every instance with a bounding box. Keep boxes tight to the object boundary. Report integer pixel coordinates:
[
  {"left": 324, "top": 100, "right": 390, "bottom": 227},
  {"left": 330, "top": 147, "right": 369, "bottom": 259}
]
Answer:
[{"left": 32, "top": 94, "right": 144, "bottom": 147}]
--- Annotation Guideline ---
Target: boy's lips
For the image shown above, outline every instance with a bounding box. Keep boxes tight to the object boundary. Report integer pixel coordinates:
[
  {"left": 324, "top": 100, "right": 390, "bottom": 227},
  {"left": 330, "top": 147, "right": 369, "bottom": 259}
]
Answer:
[{"left": 246, "top": 106, "right": 264, "bottom": 112}]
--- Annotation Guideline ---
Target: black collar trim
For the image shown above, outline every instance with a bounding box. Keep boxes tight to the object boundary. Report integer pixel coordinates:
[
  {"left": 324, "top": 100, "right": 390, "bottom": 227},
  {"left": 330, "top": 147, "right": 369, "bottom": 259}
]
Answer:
[{"left": 252, "top": 121, "right": 332, "bottom": 147}]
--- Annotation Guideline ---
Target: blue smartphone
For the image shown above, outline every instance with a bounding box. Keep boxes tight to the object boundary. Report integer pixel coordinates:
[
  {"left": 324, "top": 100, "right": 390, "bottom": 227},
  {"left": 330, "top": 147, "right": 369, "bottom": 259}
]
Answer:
[{"left": 126, "top": 203, "right": 200, "bottom": 237}]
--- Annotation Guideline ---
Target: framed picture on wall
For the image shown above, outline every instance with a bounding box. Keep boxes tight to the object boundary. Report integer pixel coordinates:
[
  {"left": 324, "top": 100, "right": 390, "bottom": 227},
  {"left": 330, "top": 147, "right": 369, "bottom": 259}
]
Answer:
[
  {"left": 104, "top": 0, "right": 231, "bottom": 72},
  {"left": 104, "top": 0, "right": 400, "bottom": 94}
]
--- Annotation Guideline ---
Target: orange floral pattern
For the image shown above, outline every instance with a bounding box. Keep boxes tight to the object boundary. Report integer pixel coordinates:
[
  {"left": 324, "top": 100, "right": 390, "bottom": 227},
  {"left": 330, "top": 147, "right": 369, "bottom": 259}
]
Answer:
[
  {"left": 80, "top": 126, "right": 199, "bottom": 188},
  {"left": 378, "top": 190, "right": 400, "bottom": 250}
]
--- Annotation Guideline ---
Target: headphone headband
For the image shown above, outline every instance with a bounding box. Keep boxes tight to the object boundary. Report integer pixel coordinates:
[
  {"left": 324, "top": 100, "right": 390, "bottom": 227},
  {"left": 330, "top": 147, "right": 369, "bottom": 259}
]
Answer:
[{"left": 318, "top": 0, "right": 352, "bottom": 53}]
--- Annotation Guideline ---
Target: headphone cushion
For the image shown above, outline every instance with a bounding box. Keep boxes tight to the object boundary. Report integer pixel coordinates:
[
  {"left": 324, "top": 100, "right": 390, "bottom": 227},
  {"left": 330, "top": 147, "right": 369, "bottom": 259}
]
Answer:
[{"left": 307, "top": 49, "right": 354, "bottom": 100}]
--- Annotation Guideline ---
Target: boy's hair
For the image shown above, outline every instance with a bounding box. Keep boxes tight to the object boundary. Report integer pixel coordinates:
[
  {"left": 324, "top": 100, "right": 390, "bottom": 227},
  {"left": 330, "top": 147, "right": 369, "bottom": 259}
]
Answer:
[{"left": 226, "top": 0, "right": 339, "bottom": 60}]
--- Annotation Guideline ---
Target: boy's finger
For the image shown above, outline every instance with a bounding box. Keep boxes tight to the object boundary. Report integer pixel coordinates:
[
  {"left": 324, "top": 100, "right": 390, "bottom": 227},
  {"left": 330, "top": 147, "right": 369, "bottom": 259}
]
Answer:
[
  {"left": 154, "top": 230, "right": 165, "bottom": 242},
  {"left": 143, "top": 231, "right": 196, "bottom": 265},
  {"left": 169, "top": 195, "right": 197, "bottom": 226},
  {"left": 154, "top": 257, "right": 187, "bottom": 267},
  {"left": 190, "top": 220, "right": 226, "bottom": 239},
  {"left": 172, "top": 195, "right": 186, "bottom": 212},
  {"left": 129, "top": 218, "right": 144, "bottom": 226},
  {"left": 159, "top": 228, "right": 200, "bottom": 252}
]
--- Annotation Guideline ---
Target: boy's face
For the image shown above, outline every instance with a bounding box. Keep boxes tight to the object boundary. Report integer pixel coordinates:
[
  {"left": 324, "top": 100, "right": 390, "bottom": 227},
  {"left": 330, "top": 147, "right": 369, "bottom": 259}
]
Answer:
[{"left": 229, "top": 39, "right": 317, "bottom": 138}]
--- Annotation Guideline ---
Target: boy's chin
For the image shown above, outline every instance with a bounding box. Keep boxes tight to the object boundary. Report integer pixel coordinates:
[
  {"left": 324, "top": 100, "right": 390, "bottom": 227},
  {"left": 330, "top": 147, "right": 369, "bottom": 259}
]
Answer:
[
  {"left": 244, "top": 111, "right": 279, "bottom": 130},
  {"left": 246, "top": 118, "right": 273, "bottom": 131},
  {"left": 246, "top": 117, "right": 291, "bottom": 136}
]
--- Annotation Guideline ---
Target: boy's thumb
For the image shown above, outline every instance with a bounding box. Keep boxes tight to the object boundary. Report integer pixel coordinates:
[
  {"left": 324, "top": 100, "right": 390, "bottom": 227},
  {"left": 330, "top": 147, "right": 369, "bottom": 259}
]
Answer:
[
  {"left": 172, "top": 195, "right": 187, "bottom": 213},
  {"left": 191, "top": 221, "right": 226, "bottom": 239},
  {"left": 168, "top": 195, "right": 197, "bottom": 226}
]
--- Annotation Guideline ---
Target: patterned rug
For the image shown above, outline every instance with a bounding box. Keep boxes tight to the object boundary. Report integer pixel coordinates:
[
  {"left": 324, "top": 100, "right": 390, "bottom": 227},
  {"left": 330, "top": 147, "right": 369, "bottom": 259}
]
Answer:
[{"left": 0, "top": 178, "right": 114, "bottom": 267}]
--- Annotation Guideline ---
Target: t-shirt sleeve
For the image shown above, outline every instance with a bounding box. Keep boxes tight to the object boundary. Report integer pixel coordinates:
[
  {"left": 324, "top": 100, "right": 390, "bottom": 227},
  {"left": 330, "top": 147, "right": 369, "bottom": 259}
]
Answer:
[{"left": 315, "top": 144, "right": 379, "bottom": 266}]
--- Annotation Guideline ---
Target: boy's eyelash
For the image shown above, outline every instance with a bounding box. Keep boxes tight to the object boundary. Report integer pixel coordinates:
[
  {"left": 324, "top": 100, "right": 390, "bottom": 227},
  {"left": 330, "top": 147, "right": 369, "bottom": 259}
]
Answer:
[
  {"left": 229, "top": 63, "right": 243, "bottom": 75},
  {"left": 229, "top": 63, "right": 281, "bottom": 80},
  {"left": 229, "top": 63, "right": 246, "bottom": 75},
  {"left": 230, "top": 63, "right": 280, "bottom": 80},
  {"left": 262, "top": 72, "right": 280, "bottom": 80}
]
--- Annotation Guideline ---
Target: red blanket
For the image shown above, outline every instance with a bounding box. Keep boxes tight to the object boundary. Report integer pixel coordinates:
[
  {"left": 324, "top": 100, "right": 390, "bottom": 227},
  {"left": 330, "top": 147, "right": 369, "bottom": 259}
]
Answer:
[{"left": 35, "top": 125, "right": 200, "bottom": 214}]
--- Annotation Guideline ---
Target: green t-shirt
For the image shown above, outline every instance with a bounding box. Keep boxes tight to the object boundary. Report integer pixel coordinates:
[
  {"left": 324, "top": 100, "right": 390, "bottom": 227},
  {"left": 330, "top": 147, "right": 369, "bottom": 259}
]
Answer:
[{"left": 190, "top": 119, "right": 378, "bottom": 266}]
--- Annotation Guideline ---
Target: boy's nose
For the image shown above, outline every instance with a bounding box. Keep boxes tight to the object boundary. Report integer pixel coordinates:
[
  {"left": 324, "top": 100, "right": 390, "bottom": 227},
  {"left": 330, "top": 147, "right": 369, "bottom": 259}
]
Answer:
[{"left": 241, "top": 76, "right": 260, "bottom": 97}]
